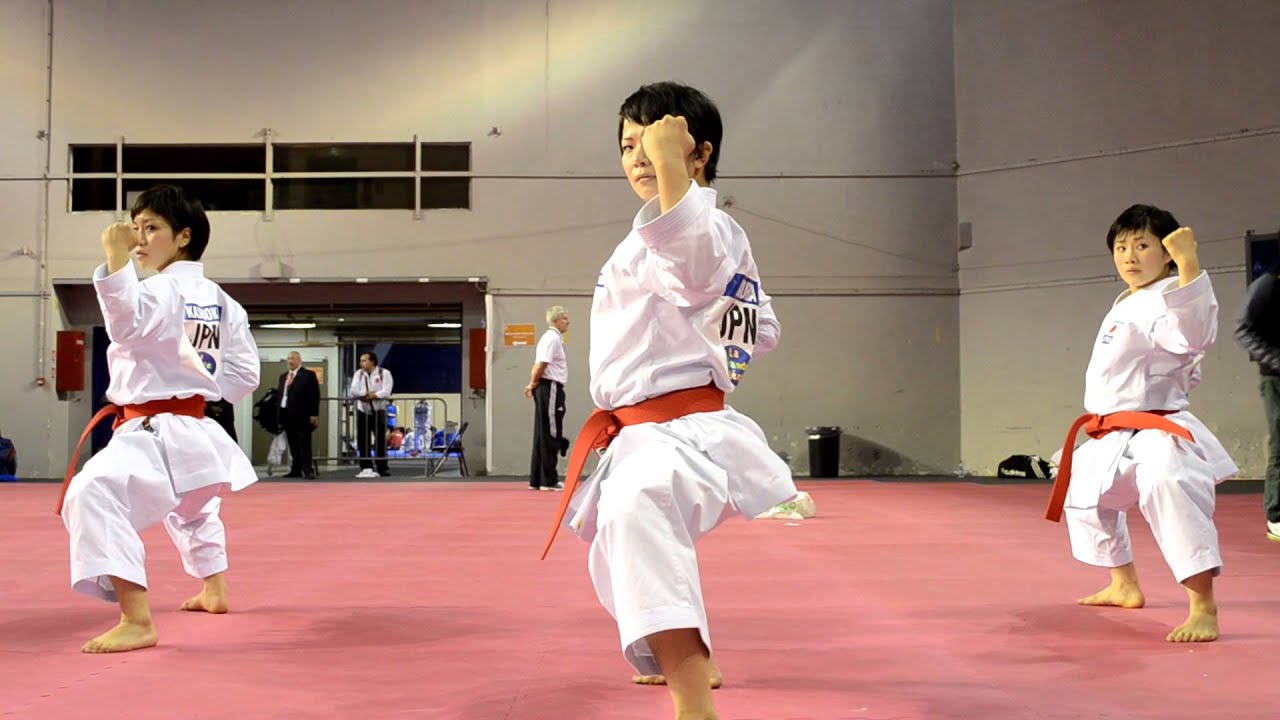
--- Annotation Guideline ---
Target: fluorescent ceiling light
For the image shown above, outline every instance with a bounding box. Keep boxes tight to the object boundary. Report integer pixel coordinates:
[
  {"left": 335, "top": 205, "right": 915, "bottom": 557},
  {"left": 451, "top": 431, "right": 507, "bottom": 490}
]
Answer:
[
  {"left": 428, "top": 322, "right": 462, "bottom": 329},
  {"left": 260, "top": 322, "right": 316, "bottom": 329}
]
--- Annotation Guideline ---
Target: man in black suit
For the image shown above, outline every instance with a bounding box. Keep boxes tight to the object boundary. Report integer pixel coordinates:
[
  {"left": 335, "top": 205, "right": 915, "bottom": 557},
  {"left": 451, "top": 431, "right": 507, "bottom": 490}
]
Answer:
[{"left": 277, "top": 351, "right": 320, "bottom": 479}]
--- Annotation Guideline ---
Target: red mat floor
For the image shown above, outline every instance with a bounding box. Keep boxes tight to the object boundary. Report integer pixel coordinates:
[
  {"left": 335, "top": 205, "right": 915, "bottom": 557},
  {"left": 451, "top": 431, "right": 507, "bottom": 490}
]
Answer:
[{"left": 2, "top": 480, "right": 1276, "bottom": 719}]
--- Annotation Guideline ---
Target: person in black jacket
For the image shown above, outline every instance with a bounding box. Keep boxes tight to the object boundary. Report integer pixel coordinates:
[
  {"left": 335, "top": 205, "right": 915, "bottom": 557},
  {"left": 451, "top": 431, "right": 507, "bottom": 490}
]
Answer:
[
  {"left": 1235, "top": 260, "right": 1280, "bottom": 541},
  {"left": 276, "top": 351, "right": 320, "bottom": 479}
]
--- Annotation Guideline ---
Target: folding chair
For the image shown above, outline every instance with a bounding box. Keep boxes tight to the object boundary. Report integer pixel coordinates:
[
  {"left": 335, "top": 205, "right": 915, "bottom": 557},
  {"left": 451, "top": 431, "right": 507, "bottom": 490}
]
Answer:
[{"left": 430, "top": 421, "right": 469, "bottom": 477}]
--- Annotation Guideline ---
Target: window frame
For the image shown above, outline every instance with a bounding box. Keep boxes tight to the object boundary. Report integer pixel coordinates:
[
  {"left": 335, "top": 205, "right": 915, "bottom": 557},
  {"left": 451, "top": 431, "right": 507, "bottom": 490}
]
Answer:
[{"left": 66, "top": 136, "right": 472, "bottom": 217}]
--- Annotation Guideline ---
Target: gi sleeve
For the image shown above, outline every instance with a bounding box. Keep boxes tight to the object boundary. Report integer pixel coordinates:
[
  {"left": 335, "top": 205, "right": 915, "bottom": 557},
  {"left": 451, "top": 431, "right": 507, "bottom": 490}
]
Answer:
[
  {"left": 755, "top": 284, "right": 781, "bottom": 355},
  {"left": 1152, "top": 271, "right": 1218, "bottom": 355},
  {"left": 217, "top": 299, "right": 261, "bottom": 404},
  {"left": 632, "top": 180, "right": 743, "bottom": 308},
  {"left": 92, "top": 262, "right": 182, "bottom": 345}
]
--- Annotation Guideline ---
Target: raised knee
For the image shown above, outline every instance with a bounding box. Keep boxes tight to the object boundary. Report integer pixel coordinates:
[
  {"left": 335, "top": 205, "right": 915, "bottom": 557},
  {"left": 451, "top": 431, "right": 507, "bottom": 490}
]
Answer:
[
  {"left": 63, "top": 475, "right": 104, "bottom": 515},
  {"left": 599, "top": 473, "right": 680, "bottom": 535}
]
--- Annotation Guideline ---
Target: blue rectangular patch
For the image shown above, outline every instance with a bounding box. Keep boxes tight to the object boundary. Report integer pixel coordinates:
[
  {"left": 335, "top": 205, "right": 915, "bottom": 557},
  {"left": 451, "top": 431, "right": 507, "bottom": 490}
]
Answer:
[{"left": 723, "top": 274, "right": 760, "bottom": 306}]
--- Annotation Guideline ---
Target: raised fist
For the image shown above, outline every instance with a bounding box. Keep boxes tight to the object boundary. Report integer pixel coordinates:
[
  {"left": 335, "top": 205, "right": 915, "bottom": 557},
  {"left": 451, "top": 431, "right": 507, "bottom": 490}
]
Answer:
[
  {"left": 1161, "top": 227, "right": 1198, "bottom": 266},
  {"left": 641, "top": 115, "right": 696, "bottom": 166},
  {"left": 100, "top": 222, "right": 138, "bottom": 256}
]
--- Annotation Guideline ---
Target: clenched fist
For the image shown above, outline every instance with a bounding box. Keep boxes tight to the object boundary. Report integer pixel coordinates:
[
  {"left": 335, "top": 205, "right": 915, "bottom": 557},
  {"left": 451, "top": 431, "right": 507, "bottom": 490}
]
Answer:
[
  {"left": 1161, "top": 227, "right": 1198, "bottom": 266},
  {"left": 641, "top": 114, "right": 696, "bottom": 167},
  {"left": 100, "top": 222, "right": 138, "bottom": 256}
]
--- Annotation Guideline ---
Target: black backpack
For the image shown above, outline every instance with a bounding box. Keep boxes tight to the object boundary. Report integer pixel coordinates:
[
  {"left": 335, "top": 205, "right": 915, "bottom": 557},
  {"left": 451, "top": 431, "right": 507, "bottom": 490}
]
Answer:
[
  {"left": 0, "top": 435, "right": 14, "bottom": 476},
  {"left": 997, "top": 454, "right": 1053, "bottom": 480},
  {"left": 254, "top": 388, "right": 282, "bottom": 435}
]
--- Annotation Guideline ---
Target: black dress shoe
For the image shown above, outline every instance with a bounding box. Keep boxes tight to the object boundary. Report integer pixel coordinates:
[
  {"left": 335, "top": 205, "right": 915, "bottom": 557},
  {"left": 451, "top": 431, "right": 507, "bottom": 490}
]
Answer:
[{"left": 283, "top": 472, "right": 303, "bottom": 478}]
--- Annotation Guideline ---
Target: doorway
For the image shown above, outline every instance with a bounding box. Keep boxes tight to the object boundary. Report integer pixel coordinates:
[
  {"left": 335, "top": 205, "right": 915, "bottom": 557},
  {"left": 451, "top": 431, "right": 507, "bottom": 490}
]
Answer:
[{"left": 251, "top": 358, "right": 331, "bottom": 469}]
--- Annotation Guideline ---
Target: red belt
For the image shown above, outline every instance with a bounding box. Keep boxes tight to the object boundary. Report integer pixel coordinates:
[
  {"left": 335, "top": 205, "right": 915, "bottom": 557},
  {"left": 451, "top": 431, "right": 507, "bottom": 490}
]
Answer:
[
  {"left": 541, "top": 384, "right": 725, "bottom": 559},
  {"left": 56, "top": 396, "right": 207, "bottom": 516},
  {"left": 1044, "top": 410, "right": 1193, "bottom": 522}
]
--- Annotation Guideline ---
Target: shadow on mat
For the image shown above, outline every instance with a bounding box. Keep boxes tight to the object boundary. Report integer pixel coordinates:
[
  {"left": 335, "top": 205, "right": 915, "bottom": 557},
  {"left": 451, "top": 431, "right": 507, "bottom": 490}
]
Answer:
[
  {"left": 222, "top": 605, "right": 508, "bottom": 651},
  {"left": 962, "top": 604, "right": 1185, "bottom": 682},
  {"left": 454, "top": 681, "right": 623, "bottom": 720},
  {"left": 0, "top": 607, "right": 114, "bottom": 646}
]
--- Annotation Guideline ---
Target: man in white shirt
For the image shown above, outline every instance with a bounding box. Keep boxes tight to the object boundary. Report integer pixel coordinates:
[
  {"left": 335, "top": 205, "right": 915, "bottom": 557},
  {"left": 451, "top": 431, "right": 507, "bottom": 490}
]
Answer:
[
  {"left": 349, "top": 351, "right": 393, "bottom": 478},
  {"left": 525, "top": 306, "right": 570, "bottom": 490}
]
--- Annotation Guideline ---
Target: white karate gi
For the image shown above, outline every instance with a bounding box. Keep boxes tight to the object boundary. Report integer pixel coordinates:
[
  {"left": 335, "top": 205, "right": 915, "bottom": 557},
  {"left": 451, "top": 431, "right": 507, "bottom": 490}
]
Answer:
[
  {"left": 62, "top": 261, "right": 260, "bottom": 601},
  {"left": 566, "top": 180, "right": 797, "bottom": 676},
  {"left": 1062, "top": 272, "right": 1238, "bottom": 582}
]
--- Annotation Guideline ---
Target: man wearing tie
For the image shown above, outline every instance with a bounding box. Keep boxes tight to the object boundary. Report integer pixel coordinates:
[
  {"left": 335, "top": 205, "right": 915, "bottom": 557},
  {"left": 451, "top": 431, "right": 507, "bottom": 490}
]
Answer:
[{"left": 277, "top": 351, "right": 320, "bottom": 479}]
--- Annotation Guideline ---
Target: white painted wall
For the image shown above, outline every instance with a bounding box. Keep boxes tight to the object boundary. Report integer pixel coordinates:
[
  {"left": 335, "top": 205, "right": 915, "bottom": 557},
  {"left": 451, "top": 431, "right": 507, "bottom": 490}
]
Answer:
[
  {"left": 1, "top": 0, "right": 962, "bottom": 478},
  {"left": 954, "top": 0, "right": 1280, "bottom": 477}
]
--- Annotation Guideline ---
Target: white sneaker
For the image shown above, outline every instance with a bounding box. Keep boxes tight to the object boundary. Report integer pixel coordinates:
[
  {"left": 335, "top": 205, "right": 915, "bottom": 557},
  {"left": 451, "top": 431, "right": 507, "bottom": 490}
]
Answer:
[
  {"left": 756, "top": 491, "right": 818, "bottom": 520},
  {"left": 355, "top": 469, "right": 379, "bottom": 479},
  {"left": 1267, "top": 521, "right": 1280, "bottom": 542}
]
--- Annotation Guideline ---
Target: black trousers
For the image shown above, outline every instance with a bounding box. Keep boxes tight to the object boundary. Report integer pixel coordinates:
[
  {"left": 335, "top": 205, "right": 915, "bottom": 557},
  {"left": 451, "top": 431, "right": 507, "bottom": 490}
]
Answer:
[
  {"left": 357, "top": 409, "right": 389, "bottom": 474},
  {"left": 530, "top": 379, "right": 566, "bottom": 488},
  {"left": 284, "top": 417, "right": 315, "bottom": 477}
]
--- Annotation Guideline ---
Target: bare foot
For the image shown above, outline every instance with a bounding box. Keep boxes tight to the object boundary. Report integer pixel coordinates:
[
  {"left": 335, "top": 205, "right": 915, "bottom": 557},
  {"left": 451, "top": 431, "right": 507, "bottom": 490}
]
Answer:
[
  {"left": 1170, "top": 570, "right": 1218, "bottom": 643},
  {"left": 1167, "top": 609, "right": 1219, "bottom": 643},
  {"left": 1077, "top": 582, "right": 1145, "bottom": 608},
  {"left": 82, "top": 619, "right": 158, "bottom": 653},
  {"left": 180, "top": 574, "right": 228, "bottom": 613},
  {"left": 633, "top": 659, "right": 723, "bottom": 689}
]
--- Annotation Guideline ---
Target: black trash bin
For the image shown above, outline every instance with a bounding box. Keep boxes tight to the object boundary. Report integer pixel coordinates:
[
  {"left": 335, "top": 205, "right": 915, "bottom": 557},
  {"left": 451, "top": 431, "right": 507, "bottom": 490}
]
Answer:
[{"left": 806, "top": 426, "right": 841, "bottom": 478}]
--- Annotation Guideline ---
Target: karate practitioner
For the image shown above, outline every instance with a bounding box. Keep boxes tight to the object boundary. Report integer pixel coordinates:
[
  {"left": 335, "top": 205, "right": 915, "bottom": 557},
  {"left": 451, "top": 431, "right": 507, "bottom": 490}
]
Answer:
[
  {"left": 59, "top": 185, "right": 260, "bottom": 653},
  {"left": 542, "top": 82, "right": 797, "bottom": 720},
  {"left": 1045, "top": 204, "right": 1237, "bottom": 643}
]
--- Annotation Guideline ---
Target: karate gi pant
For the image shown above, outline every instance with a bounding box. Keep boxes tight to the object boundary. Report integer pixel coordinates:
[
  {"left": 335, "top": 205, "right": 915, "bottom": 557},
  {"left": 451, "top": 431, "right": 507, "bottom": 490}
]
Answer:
[
  {"left": 566, "top": 407, "right": 796, "bottom": 675},
  {"left": 1064, "top": 425, "right": 1235, "bottom": 583},
  {"left": 62, "top": 415, "right": 255, "bottom": 602}
]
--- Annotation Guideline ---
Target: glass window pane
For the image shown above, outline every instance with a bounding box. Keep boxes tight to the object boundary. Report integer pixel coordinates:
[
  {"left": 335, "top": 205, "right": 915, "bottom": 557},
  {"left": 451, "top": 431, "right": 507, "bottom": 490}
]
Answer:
[
  {"left": 273, "top": 143, "right": 414, "bottom": 172},
  {"left": 422, "top": 178, "right": 470, "bottom": 210},
  {"left": 274, "top": 178, "right": 414, "bottom": 210},
  {"left": 123, "top": 144, "right": 264, "bottom": 174},
  {"left": 125, "top": 179, "right": 265, "bottom": 212},
  {"left": 421, "top": 143, "right": 470, "bottom": 172},
  {"left": 70, "top": 145, "right": 117, "bottom": 173},
  {"left": 70, "top": 179, "right": 116, "bottom": 211}
]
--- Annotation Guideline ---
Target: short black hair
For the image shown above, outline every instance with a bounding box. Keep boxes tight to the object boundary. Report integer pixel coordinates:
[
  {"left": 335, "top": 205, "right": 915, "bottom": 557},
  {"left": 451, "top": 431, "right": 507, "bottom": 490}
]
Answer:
[
  {"left": 361, "top": 351, "right": 378, "bottom": 366},
  {"left": 1106, "top": 204, "right": 1179, "bottom": 270},
  {"left": 130, "top": 184, "right": 210, "bottom": 261},
  {"left": 618, "top": 82, "right": 724, "bottom": 183}
]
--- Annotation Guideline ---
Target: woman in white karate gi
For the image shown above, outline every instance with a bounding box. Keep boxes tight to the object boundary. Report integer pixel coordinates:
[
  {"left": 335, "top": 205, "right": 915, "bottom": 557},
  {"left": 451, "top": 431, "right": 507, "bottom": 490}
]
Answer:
[
  {"left": 1048, "top": 204, "right": 1237, "bottom": 643},
  {"left": 543, "top": 83, "right": 796, "bottom": 720},
  {"left": 60, "top": 185, "right": 259, "bottom": 653}
]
